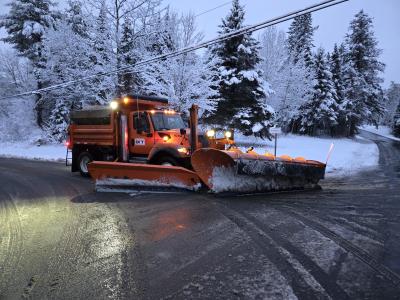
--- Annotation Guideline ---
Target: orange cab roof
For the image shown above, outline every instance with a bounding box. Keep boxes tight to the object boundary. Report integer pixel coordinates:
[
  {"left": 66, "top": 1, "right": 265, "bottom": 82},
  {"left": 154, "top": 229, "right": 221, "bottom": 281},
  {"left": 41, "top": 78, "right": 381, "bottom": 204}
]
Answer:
[{"left": 118, "top": 94, "right": 169, "bottom": 110}]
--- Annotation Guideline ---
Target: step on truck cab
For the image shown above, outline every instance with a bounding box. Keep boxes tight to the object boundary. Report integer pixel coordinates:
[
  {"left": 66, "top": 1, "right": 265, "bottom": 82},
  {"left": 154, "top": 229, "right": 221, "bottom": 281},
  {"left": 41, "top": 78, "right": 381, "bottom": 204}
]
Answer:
[{"left": 67, "top": 95, "right": 234, "bottom": 176}]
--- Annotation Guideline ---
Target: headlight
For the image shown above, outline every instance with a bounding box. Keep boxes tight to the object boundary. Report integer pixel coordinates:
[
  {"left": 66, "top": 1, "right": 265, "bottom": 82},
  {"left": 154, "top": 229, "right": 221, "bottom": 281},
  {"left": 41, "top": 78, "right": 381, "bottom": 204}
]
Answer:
[
  {"left": 110, "top": 101, "right": 118, "bottom": 110},
  {"left": 206, "top": 129, "right": 215, "bottom": 138},
  {"left": 225, "top": 131, "right": 232, "bottom": 139},
  {"left": 163, "top": 135, "right": 170, "bottom": 142},
  {"left": 177, "top": 147, "right": 188, "bottom": 154}
]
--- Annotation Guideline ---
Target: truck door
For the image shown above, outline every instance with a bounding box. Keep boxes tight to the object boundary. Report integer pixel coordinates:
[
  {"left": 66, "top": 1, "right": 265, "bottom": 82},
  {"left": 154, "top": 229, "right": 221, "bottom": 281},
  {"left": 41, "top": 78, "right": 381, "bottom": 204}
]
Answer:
[{"left": 129, "top": 111, "right": 154, "bottom": 155}]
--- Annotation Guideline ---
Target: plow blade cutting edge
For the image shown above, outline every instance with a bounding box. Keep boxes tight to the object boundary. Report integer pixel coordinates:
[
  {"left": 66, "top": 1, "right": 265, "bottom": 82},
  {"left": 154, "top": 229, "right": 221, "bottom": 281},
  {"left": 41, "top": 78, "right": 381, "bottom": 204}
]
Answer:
[
  {"left": 191, "top": 148, "right": 326, "bottom": 193},
  {"left": 88, "top": 161, "right": 202, "bottom": 192}
]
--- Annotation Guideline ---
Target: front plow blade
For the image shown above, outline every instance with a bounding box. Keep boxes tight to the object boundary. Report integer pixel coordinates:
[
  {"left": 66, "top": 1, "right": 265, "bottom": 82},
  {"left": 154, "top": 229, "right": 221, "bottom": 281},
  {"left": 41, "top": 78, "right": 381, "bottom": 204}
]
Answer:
[
  {"left": 191, "top": 148, "right": 326, "bottom": 193},
  {"left": 88, "top": 161, "right": 201, "bottom": 192}
]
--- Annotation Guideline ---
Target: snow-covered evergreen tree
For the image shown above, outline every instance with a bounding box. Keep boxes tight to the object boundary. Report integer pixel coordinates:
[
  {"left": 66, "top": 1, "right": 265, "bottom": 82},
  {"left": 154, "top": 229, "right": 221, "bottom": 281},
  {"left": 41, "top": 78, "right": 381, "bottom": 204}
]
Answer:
[
  {"left": 329, "top": 44, "right": 346, "bottom": 105},
  {"left": 118, "top": 14, "right": 142, "bottom": 95},
  {"left": 393, "top": 102, "right": 400, "bottom": 137},
  {"left": 296, "top": 48, "right": 339, "bottom": 136},
  {"left": 0, "top": 0, "right": 57, "bottom": 127},
  {"left": 65, "top": 0, "right": 88, "bottom": 37},
  {"left": 90, "top": 0, "right": 115, "bottom": 104},
  {"left": 207, "top": 0, "right": 273, "bottom": 138},
  {"left": 287, "top": 13, "right": 316, "bottom": 67},
  {"left": 276, "top": 12, "right": 316, "bottom": 133},
  {"left": 141, "top": 10, "right": 176, "bottom": 98},
  {"left": 0, "top": 0, "right": 57, "bottom": 60},
  {"left": 328, "top": 43, "right": 349, "bottom": 135},
  {"left": 383, "top": 82, "right": 400, "bottom": 126},
  {"left": 342, "top": 10, "right": 385, "bottom": 135},
  {"left": 47, "top": 100, "right": 71, "bottom": 142}
]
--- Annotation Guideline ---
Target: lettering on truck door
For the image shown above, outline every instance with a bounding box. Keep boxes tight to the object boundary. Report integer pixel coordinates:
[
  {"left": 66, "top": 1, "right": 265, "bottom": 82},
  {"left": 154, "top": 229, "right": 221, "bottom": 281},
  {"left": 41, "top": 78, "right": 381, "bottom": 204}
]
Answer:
[{"left": 129, "top": 111, "right": 155, "bottom": 155}]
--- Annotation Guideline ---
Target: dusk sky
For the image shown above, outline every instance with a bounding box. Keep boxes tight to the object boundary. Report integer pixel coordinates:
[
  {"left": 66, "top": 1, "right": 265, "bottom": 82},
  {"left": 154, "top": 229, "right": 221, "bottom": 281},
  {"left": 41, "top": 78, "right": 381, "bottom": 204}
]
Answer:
[{"left": 1, "top": 0, "right": 398, "bottom": 87}]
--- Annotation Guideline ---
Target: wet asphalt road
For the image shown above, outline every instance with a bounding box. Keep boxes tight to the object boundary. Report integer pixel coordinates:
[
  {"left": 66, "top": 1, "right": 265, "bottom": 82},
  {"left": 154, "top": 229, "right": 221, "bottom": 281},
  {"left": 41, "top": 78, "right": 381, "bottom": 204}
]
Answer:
[{"left": 0, "top": 131, "right": 400, "bottom": 299}]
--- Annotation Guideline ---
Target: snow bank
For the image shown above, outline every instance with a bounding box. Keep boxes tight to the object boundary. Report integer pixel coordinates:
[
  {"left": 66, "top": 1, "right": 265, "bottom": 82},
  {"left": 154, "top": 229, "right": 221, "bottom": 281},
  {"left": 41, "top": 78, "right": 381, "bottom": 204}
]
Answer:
[
  {"left": 0, "top": 98, "right": 66, "bottom": 162},
  {"left": 0, "top": 143, "right": 66, "bottom": 162},
  {"left": 234, "top": 133, "right": 378, "bottom": 177},
  {"left": 361, "top": 125, "right": 400, "bottom": 142}
]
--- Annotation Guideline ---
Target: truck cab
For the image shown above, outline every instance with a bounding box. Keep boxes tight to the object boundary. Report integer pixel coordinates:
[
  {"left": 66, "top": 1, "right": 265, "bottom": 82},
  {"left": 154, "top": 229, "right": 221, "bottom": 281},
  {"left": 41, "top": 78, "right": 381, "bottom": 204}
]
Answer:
[
  {"left": 127, "top": 108, "right": 192, "bottom": 166},
  {"left": 67, "top": 95, "right": 233, "bottom": 176},
  {"left": 130, "top": 110, "right": 185, "bottom": 155}
]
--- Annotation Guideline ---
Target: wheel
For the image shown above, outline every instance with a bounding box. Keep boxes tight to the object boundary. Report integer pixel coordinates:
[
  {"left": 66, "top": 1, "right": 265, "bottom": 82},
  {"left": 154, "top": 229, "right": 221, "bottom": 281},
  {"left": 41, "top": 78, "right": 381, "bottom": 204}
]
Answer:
[
  {"left": 156, "top": 156, "right": 179, "bottom": 167},
  {"left": 77, "top": 151, "right": 93, "bottom": 177}
]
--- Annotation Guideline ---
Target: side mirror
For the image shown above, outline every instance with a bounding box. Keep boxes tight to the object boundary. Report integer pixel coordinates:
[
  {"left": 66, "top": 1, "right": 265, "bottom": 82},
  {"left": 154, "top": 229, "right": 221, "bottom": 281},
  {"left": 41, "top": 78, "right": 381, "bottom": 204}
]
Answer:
[{"left": 180, "top": 128, "right": 187, "bottom": 135}]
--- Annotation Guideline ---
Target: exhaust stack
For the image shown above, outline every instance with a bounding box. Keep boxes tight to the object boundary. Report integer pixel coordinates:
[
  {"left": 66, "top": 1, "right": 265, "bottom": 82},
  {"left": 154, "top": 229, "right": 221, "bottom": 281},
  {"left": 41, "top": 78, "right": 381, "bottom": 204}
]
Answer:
[
  {"left": 189, "top": 105, "right": 199, "bottom": 154},
  {"left": 120, "top": 114, "right": 128, "bottom": 162}
]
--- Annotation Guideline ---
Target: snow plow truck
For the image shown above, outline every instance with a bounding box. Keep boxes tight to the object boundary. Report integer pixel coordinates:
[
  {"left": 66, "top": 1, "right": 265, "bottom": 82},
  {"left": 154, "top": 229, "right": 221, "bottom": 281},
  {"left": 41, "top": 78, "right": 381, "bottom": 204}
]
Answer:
[{"left": 67, "top": 95, "right": 326, "bottom": 193}]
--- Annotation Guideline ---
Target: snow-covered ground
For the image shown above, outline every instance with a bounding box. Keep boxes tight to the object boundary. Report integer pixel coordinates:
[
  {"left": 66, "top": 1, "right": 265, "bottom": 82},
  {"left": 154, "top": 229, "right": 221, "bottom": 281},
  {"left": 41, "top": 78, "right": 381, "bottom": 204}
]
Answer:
[
  {"left": 0, "top": 143, "right": 66, "bottom": 162},
  {"left": 361, "top": 125, "right": 400, "bottom": 142},
  {"left": 0, "top": 134, "right": 379, "bottom": 178},
  {"left": 235, "top": 133, "right": 378, "bottom": 177}
]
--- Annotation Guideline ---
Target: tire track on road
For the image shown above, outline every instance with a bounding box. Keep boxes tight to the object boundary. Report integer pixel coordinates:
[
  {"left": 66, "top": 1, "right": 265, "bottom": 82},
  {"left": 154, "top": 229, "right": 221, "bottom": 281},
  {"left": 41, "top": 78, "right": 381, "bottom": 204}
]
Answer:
[
  {"left": 218, "top": 201, "right": 350, "bottom": 300},
  {"left": 276, "top": 206, "right": 400, "bottom": 287},
  {"left": 299, "top": 208, "right": 385, "bottom": 244},
  {"left": 216, "top": 202, "right": 331, "bottom": 300}
]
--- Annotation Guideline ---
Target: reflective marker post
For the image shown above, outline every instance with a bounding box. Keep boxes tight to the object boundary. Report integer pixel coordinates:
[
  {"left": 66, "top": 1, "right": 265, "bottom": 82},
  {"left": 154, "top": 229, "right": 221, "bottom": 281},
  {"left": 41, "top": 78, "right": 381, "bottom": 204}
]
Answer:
[{"left": 270, "top": 127, "right": 282, "bottom": 157}]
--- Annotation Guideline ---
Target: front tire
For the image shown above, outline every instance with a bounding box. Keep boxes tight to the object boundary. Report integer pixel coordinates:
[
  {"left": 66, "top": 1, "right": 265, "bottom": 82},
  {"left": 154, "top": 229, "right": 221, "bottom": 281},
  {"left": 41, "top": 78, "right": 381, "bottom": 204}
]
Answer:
[
  {"left": 77, "top": 152, "right": 93, "bottom": 177},
  {"left": 156, "top": 156, "right": 179, "bottom": 167}
]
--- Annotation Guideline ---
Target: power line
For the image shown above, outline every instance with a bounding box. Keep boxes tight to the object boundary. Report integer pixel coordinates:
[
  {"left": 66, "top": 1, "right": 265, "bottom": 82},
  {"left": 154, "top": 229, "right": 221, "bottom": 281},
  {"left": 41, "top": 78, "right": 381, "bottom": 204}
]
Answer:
[
  {"left": 0, "top": 0, "right": 350, "bottom": 101},
  {"left": 195, "top": 1, "right": 232, "bottom": 18}
]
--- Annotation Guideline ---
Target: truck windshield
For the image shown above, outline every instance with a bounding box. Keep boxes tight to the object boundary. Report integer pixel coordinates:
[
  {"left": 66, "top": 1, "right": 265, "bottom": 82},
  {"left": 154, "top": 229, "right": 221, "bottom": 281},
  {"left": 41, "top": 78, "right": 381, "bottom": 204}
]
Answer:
[{"left": 151, "top": 112, "right": 185, "bottom": 130}]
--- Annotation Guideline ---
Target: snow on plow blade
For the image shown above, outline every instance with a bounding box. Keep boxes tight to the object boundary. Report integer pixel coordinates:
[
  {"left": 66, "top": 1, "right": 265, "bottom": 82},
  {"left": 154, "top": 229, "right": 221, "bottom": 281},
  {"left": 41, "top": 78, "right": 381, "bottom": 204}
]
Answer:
[
  {"left": 88, "top": 161, "right": 202, "bottom": 192},
  {"left": 191, "top": 148, "right": 326, "bottom": 193}
]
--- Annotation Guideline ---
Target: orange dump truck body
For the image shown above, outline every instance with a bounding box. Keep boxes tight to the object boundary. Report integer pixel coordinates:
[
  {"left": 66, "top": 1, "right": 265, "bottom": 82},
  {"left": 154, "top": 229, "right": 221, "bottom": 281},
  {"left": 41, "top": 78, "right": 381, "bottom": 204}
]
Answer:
[{"left": 68, "top": 108, "right": 117, "bottom": 147}]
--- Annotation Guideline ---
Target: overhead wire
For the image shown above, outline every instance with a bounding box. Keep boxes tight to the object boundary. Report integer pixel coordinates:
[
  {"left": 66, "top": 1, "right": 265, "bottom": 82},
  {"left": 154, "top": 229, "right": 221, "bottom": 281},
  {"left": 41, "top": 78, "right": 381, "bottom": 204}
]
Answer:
[
  {"left": 194, "top": 1, "right": 232, "bottom": 18},
  {"left": 0, "top": 0, "right": 349, "bottom": 101}
]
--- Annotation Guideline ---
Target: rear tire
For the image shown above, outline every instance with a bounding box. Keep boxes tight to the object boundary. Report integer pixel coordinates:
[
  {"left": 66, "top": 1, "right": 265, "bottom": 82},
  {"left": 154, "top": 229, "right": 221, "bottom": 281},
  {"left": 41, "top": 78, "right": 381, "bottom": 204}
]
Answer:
[
  {"left": 156, "top": 156, "right": 179, "bottom": 167},
  {"left": 77, "top": 152, "right": 93, "bottom": 177}
]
